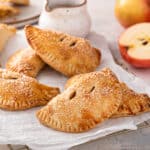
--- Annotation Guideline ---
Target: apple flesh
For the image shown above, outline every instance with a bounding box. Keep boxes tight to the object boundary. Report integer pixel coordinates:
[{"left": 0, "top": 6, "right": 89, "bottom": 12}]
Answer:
[
  {"left": 115, "top": 0, "right": 150, "bottom": 27},
  {"left": 119, "top": 23, "right": 150, "bottom": 68}
]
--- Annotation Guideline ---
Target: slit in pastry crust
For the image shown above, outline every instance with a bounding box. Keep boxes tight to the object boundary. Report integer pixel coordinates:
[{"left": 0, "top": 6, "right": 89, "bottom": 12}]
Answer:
[
  {"left": 25, "top": 25, "right": 101, "bottom": 77},
  {"left": 65, "top": 72, "right": 150, "bottom": 118},
  {"left": 37, "top": 68, "right": 122, "bottom": 133}
]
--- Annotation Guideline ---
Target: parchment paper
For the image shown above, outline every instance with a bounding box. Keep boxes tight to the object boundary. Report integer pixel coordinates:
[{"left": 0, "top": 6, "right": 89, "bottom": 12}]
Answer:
[{"left": 0, "top": 30, "right": 150, "bottom": 150}]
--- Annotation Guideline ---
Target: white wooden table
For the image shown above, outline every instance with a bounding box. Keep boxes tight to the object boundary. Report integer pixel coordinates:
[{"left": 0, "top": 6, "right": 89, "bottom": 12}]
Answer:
[{"left": 0, "top": 0, "right": 150, "bottom": 150}]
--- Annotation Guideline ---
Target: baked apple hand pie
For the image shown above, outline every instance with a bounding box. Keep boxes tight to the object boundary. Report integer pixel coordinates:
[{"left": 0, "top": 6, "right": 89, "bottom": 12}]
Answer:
[
  {"left": 112, "top": 83, "right": 150, "bottom": 118},
  {"left": 0, "top": 24, "right": 16, "bottom": 52},
  {"left": 37, "top": 68, "right": 122, "bottom": 133},
  {"left": 0, "top": 69, "right": 60, "bottom": 111},
  {"left": 0, "top": 4, "right": 19, "bottom": 18},
  {"left": 65, "top": 74, "right": 84, "bottom": 89},
  {"left": 0, "top": 0, "right": 29, "bottom": 5},
  {"left": 65, "top": 72, "right": 150, "bottom": 118},
  {"left": 25, "top": 25, "right": 101, "bottom": 77},
  {"left": 6, "top": 48, "right": 45, "bottom": 77}
]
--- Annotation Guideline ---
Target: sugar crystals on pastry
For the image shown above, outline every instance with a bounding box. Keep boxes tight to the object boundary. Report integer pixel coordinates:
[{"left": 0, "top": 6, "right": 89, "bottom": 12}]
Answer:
[
  {"left": 0, "top": 24, "right": 16, "bottom": 52},
  {"left": 6, "top": 48, "right": 45, "bottom": 77},
  {"left": 0, "top": 69, "right": 60, "bottom": 111},
  {"left": 112, "top": 83, "right": 150, "bottom": 118},
  {"left": 65, "top": 73, "right": 150, "bottom": 118},
  {"left": 65, "top": 73, "right": 84, "bottom": 89},
  {"left": 25, "top": 25, "right": 101, "bottom": 77},
  {"left": 37, "top": 68, "right": 122, "bottom": 133}
]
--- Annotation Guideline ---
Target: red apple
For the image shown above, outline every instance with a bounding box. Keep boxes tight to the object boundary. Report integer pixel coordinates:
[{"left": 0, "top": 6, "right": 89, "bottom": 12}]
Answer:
[
  {"left": 115, "top": 0, "right": 150, "bottom": 27},
  {"left": 119, "top": 23, "right": 150, "bottom": 68}
]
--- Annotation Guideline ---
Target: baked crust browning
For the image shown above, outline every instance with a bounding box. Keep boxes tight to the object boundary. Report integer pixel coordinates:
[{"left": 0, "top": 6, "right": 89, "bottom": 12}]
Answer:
[
  {"left": 66, "top": 74, "right": 150, "bottom": 118},
  {"left": 25, "top": 25, "right": 101, "bottom": 77},
  {"left": 0, "top": 69, "right": 60, "bottom": 111},
  {"left": 0, "top": 24, "right": 16, "bottom": 52},
  {"left": 0, "top": 0, "right": 30, "bottom": 5},
  {"left": 65, "top": 74, "right": 83, "bottom": 89},
  {"left": 0, "top": 4, "right": 19, "bottom": 18},
  {"left": 112, "top": 83, "right": 150, "bottom": 117},
  {"left": 37, "top": 68, "right": 122, "bottom": 133},
  {"left": 6, "top": 48, "right": 45, "bottom": 77}
]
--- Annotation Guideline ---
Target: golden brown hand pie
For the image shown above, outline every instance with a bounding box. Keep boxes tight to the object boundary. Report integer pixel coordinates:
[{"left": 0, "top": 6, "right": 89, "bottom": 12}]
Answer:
[
  {"left": 6, "top": 48, "right": 45, "bottom": 77},
  {"left": 65, "top": 74, "right": 150, "bottom": 118},
  {"left": 0, "top": 69, "right": 60, "bottom": 111},
  {"left": 37, "top": 68, "right": 122, "bottom": 133},
  {"left": 0, "top": 24, "right": 16, "bottom": 52},
  {"left": 0, "top": 0, "right": 29, "bottom": 5},
  {"left": 112, "top": 83, "right": 150, "bottom": 118},
  {"left": 25, "top": 25, "right": 101, "bottom": 77},
  {"left": 0, "top": 4, "right": 19, "bottom": 18},
  {"left": 65, "top": 74, "right": 83, "bottom": 89}
]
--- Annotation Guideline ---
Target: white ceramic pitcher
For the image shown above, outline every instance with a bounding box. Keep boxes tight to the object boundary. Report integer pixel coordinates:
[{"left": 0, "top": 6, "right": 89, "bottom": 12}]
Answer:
[{"left": 39, "top": 0, "right": 91, "bottom": 37}]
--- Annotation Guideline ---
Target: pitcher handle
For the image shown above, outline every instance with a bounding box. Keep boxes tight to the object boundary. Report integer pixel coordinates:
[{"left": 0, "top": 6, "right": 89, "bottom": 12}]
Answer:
[{"left": 45, "top": 0, "right": 87, "bottom": 12}]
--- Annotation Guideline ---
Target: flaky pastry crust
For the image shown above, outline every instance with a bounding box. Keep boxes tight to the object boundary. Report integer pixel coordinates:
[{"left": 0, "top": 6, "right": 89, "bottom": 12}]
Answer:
[
  {"left": 0, "top": 24, "right": 16, "bottom": 52},
  {"left": 37, "top": 68, "right": 122, "bottom": 133},
  {"left": 0, "top": 0, "right": 29, "bottom": 5},
  {"left": 112, "top": 83, "right": 150, "bottom": 117},
  {"left": 0, "top": 69, "right": 60, "bottom": 111},
  {"left": 65, "top": 73, "right": 150, "bottom": 118},
  {"left": 25, "top": 25, "right": 101, "bottom": 77},
  {"left": 6, "top": 48, "right": 45, "bottom": 77}
]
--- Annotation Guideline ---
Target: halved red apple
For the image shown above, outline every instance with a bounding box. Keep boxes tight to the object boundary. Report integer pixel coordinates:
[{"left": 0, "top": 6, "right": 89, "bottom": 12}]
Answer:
[{"left": 119, "top": 23, "right": 150, "bottom": 68}]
